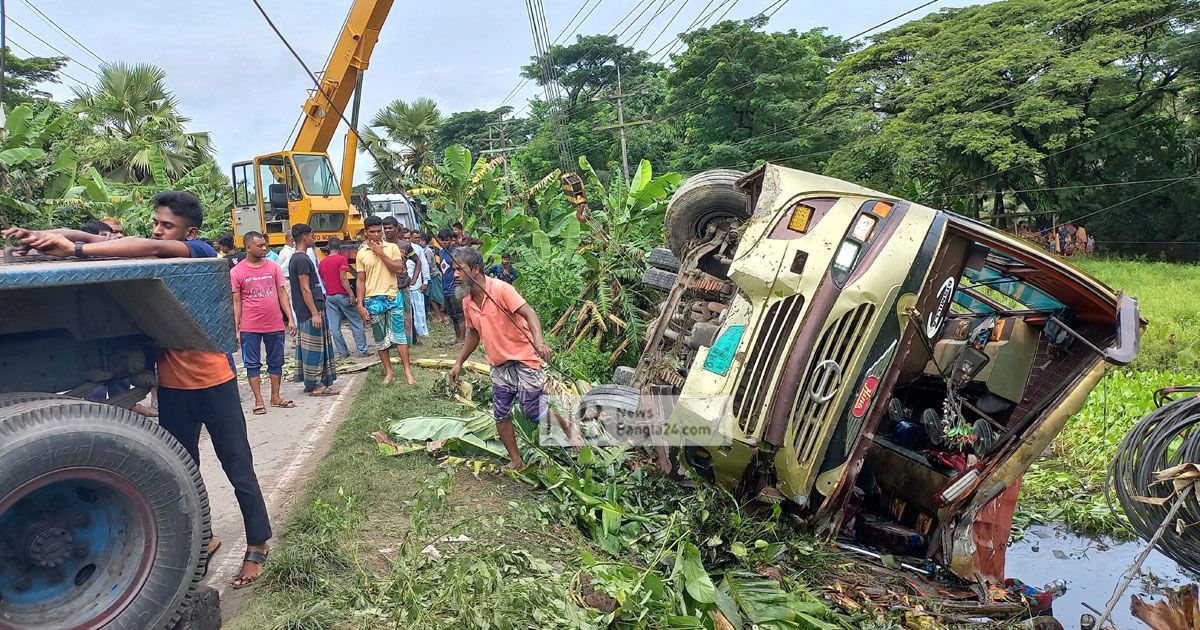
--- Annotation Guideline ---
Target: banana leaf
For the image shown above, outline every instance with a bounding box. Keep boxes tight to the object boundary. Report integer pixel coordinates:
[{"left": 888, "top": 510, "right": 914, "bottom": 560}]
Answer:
[{"left": 388, "top": 414, "right": 504, "bottom": 458}]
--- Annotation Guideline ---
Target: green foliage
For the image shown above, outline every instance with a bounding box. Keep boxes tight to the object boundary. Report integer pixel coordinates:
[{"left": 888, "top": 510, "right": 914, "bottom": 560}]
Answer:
[
  {"left": 663, "top": 16, "right": 851, "bottom": 173},
  {"left": 0, "top": 49, "right": 68, "bottom": 104},
  {"left": 360, "top": 97, "right": 443, "bottom": 189},
  {"left": 1074, "top": 258, "right": 1200, "bottom": 371},
  {"left": 71, "top": 62, "right": 216, "bottom": 184},
  {"left": 408, "top": 144, "right": 506, "bottom": 226},
  {"left": 822, "top": 0, "right": 1200, "bottom": 241},
  {"left": 1020, "top": 368, "right": 1200, "bottom": 535}
]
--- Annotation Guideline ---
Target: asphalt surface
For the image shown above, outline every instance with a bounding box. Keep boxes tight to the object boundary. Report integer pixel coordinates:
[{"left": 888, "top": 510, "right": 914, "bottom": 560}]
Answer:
[{"left": 193, "top": 341, "right": 372, "bottom": 615}]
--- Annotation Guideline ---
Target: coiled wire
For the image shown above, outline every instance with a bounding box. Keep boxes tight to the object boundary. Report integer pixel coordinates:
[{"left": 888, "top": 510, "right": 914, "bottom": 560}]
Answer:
[{"left": 1107, "top": 386, "right": 1200, "bottom": 573}]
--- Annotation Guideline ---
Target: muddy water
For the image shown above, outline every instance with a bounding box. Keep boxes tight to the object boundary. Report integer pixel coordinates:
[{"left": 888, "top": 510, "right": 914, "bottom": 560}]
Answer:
[{"left": 1006, "top": 524, "right": 1194, "bottom": 629}]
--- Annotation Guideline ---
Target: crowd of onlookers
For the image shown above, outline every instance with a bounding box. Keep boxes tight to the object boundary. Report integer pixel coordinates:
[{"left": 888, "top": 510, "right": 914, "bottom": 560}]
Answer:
[
  {"left": 5, "top": 198, "right": 531, "bottom": 589},
  {"left": 1012, "top": 221, "right": 1095, "bottom": 256}
]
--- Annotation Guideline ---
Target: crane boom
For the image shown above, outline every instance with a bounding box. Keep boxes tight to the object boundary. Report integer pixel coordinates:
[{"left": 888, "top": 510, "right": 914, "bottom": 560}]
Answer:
[
  {"left": 231, "top": 0, "right": 394, "bottom": 248},
  {"left": 293, "top": 0, "right": 394, "bottom": 154}
]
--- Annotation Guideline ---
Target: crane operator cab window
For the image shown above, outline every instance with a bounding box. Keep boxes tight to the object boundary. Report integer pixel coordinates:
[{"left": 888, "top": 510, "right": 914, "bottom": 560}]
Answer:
[
  {"left": 255, "top": 157, "right": 302, "bottom": 237},
  {"left": 294, "top": 154, "right": 340, "bottom": 197}
]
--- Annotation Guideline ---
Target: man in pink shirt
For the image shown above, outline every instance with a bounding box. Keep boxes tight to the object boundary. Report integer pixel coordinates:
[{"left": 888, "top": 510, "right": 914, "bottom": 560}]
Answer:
[{"left": 231, "top": 231, "right": 297, "bottom": 415}]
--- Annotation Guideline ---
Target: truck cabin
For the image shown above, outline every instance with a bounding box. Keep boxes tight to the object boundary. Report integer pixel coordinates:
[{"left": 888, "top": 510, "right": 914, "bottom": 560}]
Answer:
[{"left": 231, "top": 152, "right": 356, "bottom": 249}]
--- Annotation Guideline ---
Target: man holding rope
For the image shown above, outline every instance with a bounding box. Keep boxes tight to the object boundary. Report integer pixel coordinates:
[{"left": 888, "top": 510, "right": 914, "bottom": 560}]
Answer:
[{"left": 448, "top": 247, "right": 581, "bottom": 467}]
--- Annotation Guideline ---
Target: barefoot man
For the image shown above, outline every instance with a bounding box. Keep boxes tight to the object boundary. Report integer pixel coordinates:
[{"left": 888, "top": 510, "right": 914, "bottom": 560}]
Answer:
[
  {"left": 448, "top": 247, "right": 580, "bottom": 468},
  {"left": 356, "top": 216, "right": 415, "bottom": 385}
]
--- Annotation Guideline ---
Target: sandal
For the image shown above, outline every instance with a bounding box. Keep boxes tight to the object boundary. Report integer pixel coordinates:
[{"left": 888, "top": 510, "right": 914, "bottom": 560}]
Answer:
[
  {"left": 252, "top": 405, "right": 267, "bottom": 415},
  {"left": 308, "top": 387, "right": 340, "bottom": 396},
  {"left": 202, "top": 537, "right": 222, "bottom": 578},
  {"left": 231, "top": 549, "right": 269, "bottom": 589},
  {"left": 271, "top": 399, "right": 296, "bottom": 409}
]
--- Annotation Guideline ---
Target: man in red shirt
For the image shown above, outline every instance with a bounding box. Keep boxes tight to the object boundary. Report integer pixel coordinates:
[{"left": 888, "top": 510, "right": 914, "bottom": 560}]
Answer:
[
  {"left": 231, "top": 231, "right": 296, "bottom": 415},
  {"left": 318, "top": 237, "right": 369, "bottom": 358},
  {"left": 4, "top": 191, "right": 272, "bottom": 588},
  {"left": 448, "top": 247, "right": 581, "bottom": 468}
]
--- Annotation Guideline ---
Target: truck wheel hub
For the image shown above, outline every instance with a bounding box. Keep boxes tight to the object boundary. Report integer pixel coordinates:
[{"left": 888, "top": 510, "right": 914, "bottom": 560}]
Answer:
[{"left": 24, "top": 525, "right": 73, "bottom": 568}]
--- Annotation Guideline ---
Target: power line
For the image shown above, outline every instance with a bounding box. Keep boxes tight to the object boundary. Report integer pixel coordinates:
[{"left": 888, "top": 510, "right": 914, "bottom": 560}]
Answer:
[
  {"left": 1060, "top": 176, "right": 1198, "bottom": 227},
  {"left": 17, "top": 0, "right": 106, "bottom": 65},
  {"left": 6, "top": 14, "right": 97, "bottom": 75},
  {"left": 625, "top": 0, "right": 683, "bottom": 48},
  {"left": 248, "top": 0, "right": 410, "bottom": 197},
  {"left": 6, "top": 36, "right": 87, "bottom": 86},
  {"left": 643, "top": 0, "right": 692, "bottom": 52},
  {"left": 653, "top": 0, "right": 740, "bottom": 60},
  {"left": 283, "top": 2, "right": 356, "bottom": 150},
  {"left": 553, "top": 0, "right": 604, "bottom": 43}
]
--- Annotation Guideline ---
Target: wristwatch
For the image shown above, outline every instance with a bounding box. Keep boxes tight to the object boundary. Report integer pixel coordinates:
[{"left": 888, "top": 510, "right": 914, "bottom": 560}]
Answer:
[{"left": 74, "top": 242, "right": 87, "bottom": 258}]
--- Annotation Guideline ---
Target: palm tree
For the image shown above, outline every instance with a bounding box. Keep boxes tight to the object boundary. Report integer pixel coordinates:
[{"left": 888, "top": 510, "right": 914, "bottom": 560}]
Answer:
[
  {"left": 71, "top": 62, "right": 215, "bottom": 184},
  {"left": 361, "top": 97, "right": 442, "bottom": 178}
]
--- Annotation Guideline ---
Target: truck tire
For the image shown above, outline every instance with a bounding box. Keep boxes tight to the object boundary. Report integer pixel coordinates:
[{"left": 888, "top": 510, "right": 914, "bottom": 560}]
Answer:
[
  {"left": 644, "top": 267, "right": 678, "bottom": 292},
  {"left": 647, "top": 247, "right": 681, "bottom": 272},
  {"left": 613, "top": 366, "right": 635, "bottom": 386},
  {"left": 0, "top": 399, "right": 209, "bottom": 630},
  {"left": 664, "top": 169, "right": 750, "bottom": 259},
  {"left": 575, "top": 384, "right": 641, "bottom": 422}
]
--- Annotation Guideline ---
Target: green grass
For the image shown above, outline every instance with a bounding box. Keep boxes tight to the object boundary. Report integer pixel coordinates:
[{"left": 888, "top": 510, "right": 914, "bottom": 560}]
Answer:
[
  {"left": 1018, "top": 258, "right": 1200, "bottom": 536},
  {"left": 1073, "top": 257, "right": 1200, "bottom": 372},
  {"left": 228, "top": 328, "right": 600, "bottom": 629}
]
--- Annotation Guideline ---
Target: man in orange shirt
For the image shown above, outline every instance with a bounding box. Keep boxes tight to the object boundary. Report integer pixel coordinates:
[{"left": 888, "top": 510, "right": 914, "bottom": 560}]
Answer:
[
  {"left": 448, "top": 247, "right": 580, "bottom": 467},
  {"left": 4, "top": 191, "right": 272, "bottom": 589}
]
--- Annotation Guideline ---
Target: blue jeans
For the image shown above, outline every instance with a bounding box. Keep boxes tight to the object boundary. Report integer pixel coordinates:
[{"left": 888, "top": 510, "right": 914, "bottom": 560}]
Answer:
[
  {"left": 241, "top": 331, "right": 285, "bottom": 377},
  {"left": 325, "top": 293, "right": 368, "bottom": 357}
]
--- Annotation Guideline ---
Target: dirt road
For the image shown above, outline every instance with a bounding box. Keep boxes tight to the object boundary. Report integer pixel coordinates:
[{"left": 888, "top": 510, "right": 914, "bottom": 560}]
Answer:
[{"left": 193, "top": 348, "right": 372, "bottom": 616}]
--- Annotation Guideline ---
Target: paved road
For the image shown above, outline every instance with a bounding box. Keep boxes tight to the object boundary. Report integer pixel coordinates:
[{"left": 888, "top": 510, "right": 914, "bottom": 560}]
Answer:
[{"left": 193, "top": 346, "right": 370, "bottom": 615}]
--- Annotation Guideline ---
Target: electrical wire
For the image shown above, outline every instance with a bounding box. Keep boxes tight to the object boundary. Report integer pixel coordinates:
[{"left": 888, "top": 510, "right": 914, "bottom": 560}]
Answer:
[
  {"left": 17, "top": 0, "right": 105, "bottom": 65},
  {"left": 1058, "top": 176, "right": 1198, "bottom": 227},
  {"left": 1108, "top": 388, "right": 1200, "bottom": 574},
  {"left": 6, "top": 14, "right": 96, "bottom": 75},
  {"left": 247, "top": 0, "right": 409, "bottom": 198},
  {"left": 6, "top": 36, "right": 87, "bottom": 86},
  {"left": 642, "top": 0, "right": 690, "bottom": 52},
  {"left": 571, "top": 0, "right": 927, "bottom": 160}
]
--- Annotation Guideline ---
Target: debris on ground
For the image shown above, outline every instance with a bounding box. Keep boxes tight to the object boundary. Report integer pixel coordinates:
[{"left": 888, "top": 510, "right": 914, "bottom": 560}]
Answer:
[{"left": 1132, "top": 583, "right": 1200, "bottom": 630}]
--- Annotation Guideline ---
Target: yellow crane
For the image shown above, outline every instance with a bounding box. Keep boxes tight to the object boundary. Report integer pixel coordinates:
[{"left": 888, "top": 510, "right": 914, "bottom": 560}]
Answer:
[{"left": 231, "top": 0, "right": 395, "bottom": 247}]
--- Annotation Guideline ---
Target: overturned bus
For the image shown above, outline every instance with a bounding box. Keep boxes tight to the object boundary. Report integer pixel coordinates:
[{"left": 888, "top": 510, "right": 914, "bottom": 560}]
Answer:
[{"left": 589, "top": 164, "right": 1140, "bottom": 588}]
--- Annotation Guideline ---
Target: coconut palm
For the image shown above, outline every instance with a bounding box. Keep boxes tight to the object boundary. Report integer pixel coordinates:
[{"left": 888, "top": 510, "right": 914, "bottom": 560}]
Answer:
[
  {"left": 70, "top": 62, "right": 214, "bottom": 184},
  {"left": 361, "top": 97, "right": 442, "bottom": 177}
]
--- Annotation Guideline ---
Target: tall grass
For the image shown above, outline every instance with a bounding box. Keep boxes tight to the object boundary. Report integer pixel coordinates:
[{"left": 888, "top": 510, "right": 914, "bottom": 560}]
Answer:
[
  {"left": 1019, "top": 257, "right": 1200, "bottom": 536},
  {"left": 1073, "top": 257, "right": 1200, "bottom": 371}
]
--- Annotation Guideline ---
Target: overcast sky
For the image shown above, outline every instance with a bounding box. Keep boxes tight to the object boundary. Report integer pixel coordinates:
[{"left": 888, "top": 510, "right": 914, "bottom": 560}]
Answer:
[{"left": 10, "top": 0, "right": 991, "bottom": 183}]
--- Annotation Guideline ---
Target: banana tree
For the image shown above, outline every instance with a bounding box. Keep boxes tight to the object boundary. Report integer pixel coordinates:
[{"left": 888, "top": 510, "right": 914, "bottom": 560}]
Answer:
[
  {"left": 0, "top": 103, "right": 81, "bottom": 228},
  {"left": 408, "top": 144, "right": 508, "bottom": 229},
  {"left": 550, "top": 157, "right": 681, "bottom": 363}
]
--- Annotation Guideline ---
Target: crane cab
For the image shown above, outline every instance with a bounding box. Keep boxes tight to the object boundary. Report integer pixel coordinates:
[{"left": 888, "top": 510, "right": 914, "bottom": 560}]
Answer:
[{"left": 231, "top": 151, "right": 364, "bottom": 248}]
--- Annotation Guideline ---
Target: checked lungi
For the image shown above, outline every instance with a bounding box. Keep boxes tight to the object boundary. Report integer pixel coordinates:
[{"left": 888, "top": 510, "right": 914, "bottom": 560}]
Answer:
[
  {"left": 297, "top": 319, "right": 337, "bottom": 389},
  {"left": 364, "top": 293, "right": 407, "bottom": 351},
  {"left": 408, "top": 286, "right": 428, "bottom": 337}
]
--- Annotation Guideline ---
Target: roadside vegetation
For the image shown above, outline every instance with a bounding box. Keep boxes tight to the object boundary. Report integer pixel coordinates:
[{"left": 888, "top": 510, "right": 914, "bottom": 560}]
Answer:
[
  {"left": 1017, "top": 258, "right": 1200, "bottom": 536},
  {"left": 230, "top": 332, "right": 888, "bottom": 630}
]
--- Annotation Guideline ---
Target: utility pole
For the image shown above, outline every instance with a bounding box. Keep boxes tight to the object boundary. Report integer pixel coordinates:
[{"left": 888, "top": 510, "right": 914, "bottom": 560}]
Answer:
[
  {"left": 485, "top": 111, "right": 514, "bottom": 197},
  {"left": 615, "top": 64, "right": 629, "bottom": 183},
  {"left": 592, "top": 63, "right": 650, "bottom": 184}
]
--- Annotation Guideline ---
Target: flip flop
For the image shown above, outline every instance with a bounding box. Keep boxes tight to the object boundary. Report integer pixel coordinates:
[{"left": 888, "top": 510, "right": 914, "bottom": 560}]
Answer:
[
  {"left": 308, "top": 388, "right": 340, "bottom": 396},
  {"left": 271, "top": 400, "right": 296, "bottom": 409},
  {"left": 252, "top": 405, "right": 267, "bottom": 415},
  {"left": 231, "top": 549, "right": 269, "bottom": 589}
]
